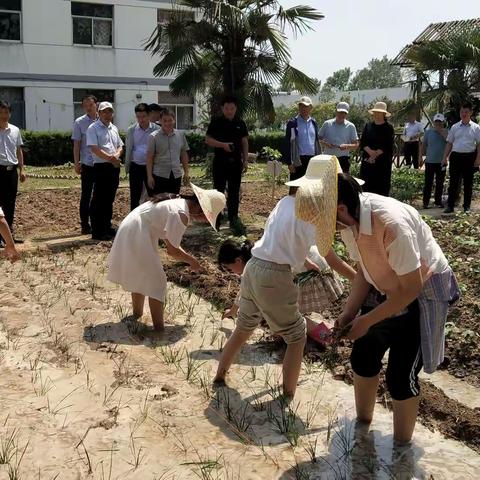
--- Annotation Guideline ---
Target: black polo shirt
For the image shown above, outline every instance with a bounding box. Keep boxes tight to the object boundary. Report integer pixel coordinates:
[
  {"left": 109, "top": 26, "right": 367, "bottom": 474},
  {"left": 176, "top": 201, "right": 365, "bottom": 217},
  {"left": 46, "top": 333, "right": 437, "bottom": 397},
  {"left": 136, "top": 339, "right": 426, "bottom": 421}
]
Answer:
[{"left": 206, "top": 115, "right": 248, "bottom": 162}]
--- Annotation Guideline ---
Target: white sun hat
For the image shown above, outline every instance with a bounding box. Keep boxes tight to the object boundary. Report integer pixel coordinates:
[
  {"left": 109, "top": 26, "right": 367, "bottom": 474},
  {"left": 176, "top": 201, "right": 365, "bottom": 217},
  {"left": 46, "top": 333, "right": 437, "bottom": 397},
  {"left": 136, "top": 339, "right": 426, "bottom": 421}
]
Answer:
[
  {"left": 286, "top": 154, "right": 364, "bottom": 187},
  {"left": 298, "top": 96, "right": 313, "bottom": 106},
  {"left": 191, "top": 183, "right": 226, "bottom": 231},
  {"left": 433, "top": 113, "right": 445, "bottom": 122},
  {"left": 98, "top": 101, "right": 114, "bottom": 111}
]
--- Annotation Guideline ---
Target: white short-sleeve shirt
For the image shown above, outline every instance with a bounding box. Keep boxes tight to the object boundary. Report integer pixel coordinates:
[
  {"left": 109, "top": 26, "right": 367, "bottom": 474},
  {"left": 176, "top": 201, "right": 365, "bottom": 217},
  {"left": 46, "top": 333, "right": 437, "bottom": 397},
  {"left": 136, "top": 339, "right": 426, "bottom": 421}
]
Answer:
[
  {"left": 403, "top": 121, "right": 423, "bottom": 141},
  {"left": 72, "top": 114, "right": 96, "bottom": 166},
  {"left": 252, "top": 195, "right": 316, "bottom": 269},
  {"left": 0, "top": 123, "right": 23, "bottom": 166},
  {"left": 446, "top": 120, "right": 480, "bottom": 153}
]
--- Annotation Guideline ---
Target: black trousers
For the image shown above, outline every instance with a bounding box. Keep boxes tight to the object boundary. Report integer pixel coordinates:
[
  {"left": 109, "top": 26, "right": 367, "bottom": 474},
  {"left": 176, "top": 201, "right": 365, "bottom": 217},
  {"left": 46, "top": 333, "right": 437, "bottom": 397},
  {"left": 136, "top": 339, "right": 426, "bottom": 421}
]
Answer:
[
  {"left": 447, "top": 151, "right": 476, "bottom": 210},
  {"left": 337, "top": 156, "right": 351, "bottom": 173},
  {"left": 404, "top": 141, "right": 420, "bottom": 169},
  {"left": 351, "top": 299, "right": 422, "bottom": 401},
  {"left": 129, "top": 162, "right": 149, "bottom": 211},
  {"left": 360, "top": 158, "right": 392, "bottom": 197},
  {"left": 289, "top": 155, "right": 313, "bottom": 181},
  {"left": 0, "top": 166, "right": 18, "bottom": 241},
  {"left": 80, "top": 164, "right": 95, "bottom": 228},
  {"left": 152, "top": 171, "right": 182, "bottom": 195},
  {"left": 213, "top": 157, "right": 242, "bottom": 222},
  {"left": 90, "top": 163, "right": 120, "bottom": 238},
  {"left": 423, "top": 163, "right": 446, "bottom": 207}
]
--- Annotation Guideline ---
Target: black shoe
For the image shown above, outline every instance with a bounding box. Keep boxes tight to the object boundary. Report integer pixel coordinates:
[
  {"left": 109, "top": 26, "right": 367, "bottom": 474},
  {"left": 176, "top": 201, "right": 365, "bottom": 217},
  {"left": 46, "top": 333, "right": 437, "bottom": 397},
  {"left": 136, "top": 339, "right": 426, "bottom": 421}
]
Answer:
[
  {"left": 443, "top": 207, "right": 454, "bottom": 214},
  {"left": 81, "top": 225, "right": 92, "bottom": 235},
  {"left": 107, "top": 227, "right": 117, "bottom": 238},
  {"left": 464, "top": 207, "right": 471, "bottom": 214}
]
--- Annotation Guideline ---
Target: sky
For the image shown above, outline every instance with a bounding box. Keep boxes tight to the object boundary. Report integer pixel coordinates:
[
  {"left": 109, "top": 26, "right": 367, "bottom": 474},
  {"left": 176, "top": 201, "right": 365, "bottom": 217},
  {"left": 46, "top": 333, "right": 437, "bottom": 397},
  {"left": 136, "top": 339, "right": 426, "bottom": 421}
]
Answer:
[{"left": 279, "top": 0, "right": 480, "bottom": 84}]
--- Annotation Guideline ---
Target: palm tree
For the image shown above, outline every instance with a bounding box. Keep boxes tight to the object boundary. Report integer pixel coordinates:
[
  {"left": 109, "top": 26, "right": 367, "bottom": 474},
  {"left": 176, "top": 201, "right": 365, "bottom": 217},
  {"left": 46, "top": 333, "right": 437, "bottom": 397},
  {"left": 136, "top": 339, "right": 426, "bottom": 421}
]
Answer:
[
  {"left": 144, "top": 0, "right": 323, "bottom": 123},
  {"left": 404, "top": 27, "right": 480, "bottom": 122}
]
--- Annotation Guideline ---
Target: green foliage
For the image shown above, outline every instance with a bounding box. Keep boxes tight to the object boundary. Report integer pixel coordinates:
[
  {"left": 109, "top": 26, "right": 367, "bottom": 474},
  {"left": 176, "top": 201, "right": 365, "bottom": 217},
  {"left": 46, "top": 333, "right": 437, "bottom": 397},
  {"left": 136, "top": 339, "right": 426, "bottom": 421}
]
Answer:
[
  {"left": 248, "top": 132, "right": 284, "bottom": 155},
  {"left": 257, "top": 146, "right": 282, "bottom": 162},
  {"left": 348, "top": 56, "right": 402, "bottom": 90},
  {"left": 144, "top": 0, "right": 323, "bottom": 123},
  {"left": 390, "top": 168, "right": 424, "bottom": 203},
  {"left": 324, "top": 67, "right": 352, "bottom": 91}
]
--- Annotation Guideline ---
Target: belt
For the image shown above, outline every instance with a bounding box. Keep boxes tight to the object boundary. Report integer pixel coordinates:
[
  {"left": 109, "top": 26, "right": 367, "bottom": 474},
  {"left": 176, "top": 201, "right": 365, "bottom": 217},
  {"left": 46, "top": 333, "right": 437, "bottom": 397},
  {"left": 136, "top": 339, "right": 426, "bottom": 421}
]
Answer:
[{"left": 0, "top": 165, "right": 16, "bottom": 171}]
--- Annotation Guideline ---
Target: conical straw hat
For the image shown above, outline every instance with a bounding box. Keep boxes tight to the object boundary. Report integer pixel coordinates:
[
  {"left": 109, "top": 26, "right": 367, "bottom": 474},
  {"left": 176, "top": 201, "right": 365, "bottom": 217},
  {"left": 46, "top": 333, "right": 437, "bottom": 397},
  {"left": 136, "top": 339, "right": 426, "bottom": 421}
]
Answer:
[
  {"left": 295, "top": 156, "right": 339, "bottom": 257},
  {"left": 191, "top": 183, "right": 226, "bottom": 230}
]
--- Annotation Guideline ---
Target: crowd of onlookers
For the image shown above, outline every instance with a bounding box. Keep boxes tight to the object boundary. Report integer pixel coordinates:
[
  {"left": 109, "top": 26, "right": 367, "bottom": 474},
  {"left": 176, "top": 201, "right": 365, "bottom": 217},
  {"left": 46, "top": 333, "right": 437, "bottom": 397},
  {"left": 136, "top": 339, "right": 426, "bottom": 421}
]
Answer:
[{"left": 0, "top": 93, "right": 479, "bottom": 248}]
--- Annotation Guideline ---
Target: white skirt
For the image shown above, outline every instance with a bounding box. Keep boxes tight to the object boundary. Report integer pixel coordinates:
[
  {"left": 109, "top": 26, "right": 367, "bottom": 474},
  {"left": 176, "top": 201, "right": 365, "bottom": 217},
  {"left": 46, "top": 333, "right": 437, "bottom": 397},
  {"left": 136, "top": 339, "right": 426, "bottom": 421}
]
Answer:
[{"left": 107, "top": 212, "right": 167, "bottom": 302}]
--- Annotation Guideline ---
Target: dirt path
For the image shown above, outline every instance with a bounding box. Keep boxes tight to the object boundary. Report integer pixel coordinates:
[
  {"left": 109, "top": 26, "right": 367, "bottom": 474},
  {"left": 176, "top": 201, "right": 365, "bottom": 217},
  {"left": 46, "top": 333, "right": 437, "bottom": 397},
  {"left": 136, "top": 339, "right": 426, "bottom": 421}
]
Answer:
[{"left": 0, "top": 247, "right": 479, "bottom": 479}]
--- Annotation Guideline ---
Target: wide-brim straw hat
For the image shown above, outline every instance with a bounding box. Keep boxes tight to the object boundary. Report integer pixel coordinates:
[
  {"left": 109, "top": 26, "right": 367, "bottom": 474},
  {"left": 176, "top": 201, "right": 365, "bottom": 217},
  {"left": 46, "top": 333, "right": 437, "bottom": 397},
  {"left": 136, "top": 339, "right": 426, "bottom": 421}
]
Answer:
[
  {"left": 368, "top": 101, "right": 391, "bottom": 118},
  {"left": 191, "top": 183, "right": 226, "bottom": 231},
  {"left": 295, "top": 156, "right": 339, "bottom": 256},
  {"left": 286, "top": 154, "right": 364, "bottom": 188}
]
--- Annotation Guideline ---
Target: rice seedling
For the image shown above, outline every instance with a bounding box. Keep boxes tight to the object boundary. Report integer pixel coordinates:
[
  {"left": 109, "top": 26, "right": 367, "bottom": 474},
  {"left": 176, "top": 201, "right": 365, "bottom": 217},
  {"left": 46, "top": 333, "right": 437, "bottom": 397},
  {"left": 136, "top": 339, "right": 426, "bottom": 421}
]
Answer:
[
  {"left": 302, "top": 387, "right": 322, "bottom": 429},
  {"left": 302, "top": 435, "right": 319, "bottom": 463},
  {"left": 156, "top": 345, "right": 185, "bottom": 367},
  {"left": 181, "top": 449, "right": 223, "bottom": 480},
  {"left": 182, "top": 353, "right": 206, "bottom": 383},
  {"left": 199, "top": 369, "right": 212, "bottom": 400},
  {"left": 102, "top": 385, "right": 120, "bottom": 407},
  {"left": 0, "top": 428, "right": 17, "bottom": 465},
  {"left": 98, "top": 442, "right": 118, "bottom": 480},
  {"left": 33, "top": 370, "right": 54, "bottom": 397},
  {"left": 171, "top": 430, "right": 189, "bottom": 456},
  {"left": 127, "top": 435, "right": 146, "bottom": 471},
  {"left": 112, "top": 352, "right": 134, "bottom": 386},
  {"left": 7, "top": 438, "right": 29, "bottom": 480},
  {"left": 76, "top": 440, "right": 93, "bottom": 474},
  {"left": 332, "top": 419, "right": 355, "bottom": 461},
  {"left": 326, "top": 404, "right": 339, "bottom": 445},
  {"left": 46, "top": 386, "right": 80, "bottom": 415}
]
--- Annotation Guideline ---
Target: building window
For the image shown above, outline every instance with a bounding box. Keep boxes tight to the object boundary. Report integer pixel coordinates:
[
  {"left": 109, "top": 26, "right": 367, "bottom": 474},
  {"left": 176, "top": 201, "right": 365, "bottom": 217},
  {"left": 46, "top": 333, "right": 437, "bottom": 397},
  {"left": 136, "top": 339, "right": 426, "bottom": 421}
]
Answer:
[
  {"left": 73, "top": 89, "right": 114, "bottom": 120},
  {"left": 158, "top": 92, "right": 194, "bottom": 130},
  {"left": 0, "top": 87, "right": 24, "bottom": 128},
  {"left": 157, "top": 8, "right": 194, "bottom": 25},
  {"left": 0, "top": 0, "right": 21, "bottom": 42},
  {"left": 72, "top": 2, "right": 113, "bottom": 47}
]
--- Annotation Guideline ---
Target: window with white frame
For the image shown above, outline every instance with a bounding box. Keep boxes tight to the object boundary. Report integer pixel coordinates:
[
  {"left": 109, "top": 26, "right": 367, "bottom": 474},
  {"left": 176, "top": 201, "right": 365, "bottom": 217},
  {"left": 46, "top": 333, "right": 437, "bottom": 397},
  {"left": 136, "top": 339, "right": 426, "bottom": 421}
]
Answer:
[
  {"left": 158, "top": 92, "right": 194, "bottom": 130},
  {"left": 73, "top": 89, "right": 115, "bottom": 120},
  {"left": 72, "top": 2, "right": 113, "bottom": 47},
  {"left": 0, "top": 0, "right": 21, "bottom": 42}
]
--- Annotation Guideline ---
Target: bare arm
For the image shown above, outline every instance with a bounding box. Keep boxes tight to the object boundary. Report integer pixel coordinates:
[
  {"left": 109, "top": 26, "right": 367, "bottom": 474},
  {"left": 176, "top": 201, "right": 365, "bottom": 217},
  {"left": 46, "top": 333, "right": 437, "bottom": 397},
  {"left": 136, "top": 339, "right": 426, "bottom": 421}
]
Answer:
[
  {"left": 181, "top": 149, "right": 190, "bottom": 179},
  {"left": 442, "top": 142, "right": 453, "bottom": 166},
  {"left": 90, "top": 145, "right": 118, "bottom": 165},
  {"left": 205, "top": 135, "right": 229, "bottom": 150},
  {"left": 324, "top": 248, "right": 356, "bottom": 282},
  {"left": 340, "top": 139, "right": 360, "bottom": 151},
  {"left": 165, "top": 239, "right": 202, "bottom": 271},
  {"left": 17, "top": 147, "right": 26, "bottom": 182},
  {"left": 73, "top": 140, "right": 81, "bottom": 174},
  {"left": 475, "top": 143, "right": 480, "bottom": 167}
]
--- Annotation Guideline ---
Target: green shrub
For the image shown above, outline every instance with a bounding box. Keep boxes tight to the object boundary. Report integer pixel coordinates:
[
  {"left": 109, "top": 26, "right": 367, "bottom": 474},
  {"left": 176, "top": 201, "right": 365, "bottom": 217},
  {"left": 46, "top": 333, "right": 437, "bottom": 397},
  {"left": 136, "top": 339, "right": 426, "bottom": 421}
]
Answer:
[{"left": 20, "top": 130, "right": 285, "bottom": 166}]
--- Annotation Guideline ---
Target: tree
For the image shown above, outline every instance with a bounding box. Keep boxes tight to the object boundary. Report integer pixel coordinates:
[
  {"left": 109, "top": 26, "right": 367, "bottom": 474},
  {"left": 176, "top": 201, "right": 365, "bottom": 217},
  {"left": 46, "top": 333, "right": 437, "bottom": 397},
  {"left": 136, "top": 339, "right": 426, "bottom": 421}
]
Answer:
[
  {"left": 404, "top": 27, "right": 480, "bottom": 123},
  {"left": 348, "top": 56, "right": 402, "bottom": 91},
  {"left": 324, "top": 67, "right": 351, "bottom": 91},
  {"left": 144, "top": 0, "right": 324, "bottom": 123}
]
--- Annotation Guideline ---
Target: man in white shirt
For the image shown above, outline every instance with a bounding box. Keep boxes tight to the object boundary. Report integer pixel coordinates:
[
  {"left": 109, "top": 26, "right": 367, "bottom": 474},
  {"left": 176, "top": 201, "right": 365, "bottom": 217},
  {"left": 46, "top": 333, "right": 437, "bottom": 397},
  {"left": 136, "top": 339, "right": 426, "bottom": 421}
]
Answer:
[
  {"left": 72, "top": 94, "right": 97, "bottom": 234},
  {"left": 402, "top": 111, "right": 423, "bottom": 169},
  {"left": 125, "top": 103, "right": 159, "bottom": 211},
  {"left": 0, "top": 100, "right": 26, "bottom": 246},
  {"left": 86, "top": 102, "right": 124, "bottom": 240},
  {"left": 319, "top": 102, "right": 359, "bottom": 173},
  {"left": 443, "top": 102, "right": 480, "bottom": 213}
]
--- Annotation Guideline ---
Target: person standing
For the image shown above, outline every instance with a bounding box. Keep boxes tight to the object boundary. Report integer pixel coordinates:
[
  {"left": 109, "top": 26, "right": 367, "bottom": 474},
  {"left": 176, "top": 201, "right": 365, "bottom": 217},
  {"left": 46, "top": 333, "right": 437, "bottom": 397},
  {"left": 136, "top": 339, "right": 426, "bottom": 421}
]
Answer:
[
  {"left": 72, "top": 94, "right": 97, "bottom": 234},
  {"left": 402, "top": 112, "right": 423, "bottom": 169},
  {"left": 205, "top": 95, "right": 249, "bottom": 229},
  {"left": 148, "top": 103, "right": 163, "bottom": 125},
  {"left": 284, "top": 96, "right": 321, "bottom": 181},
  {"left": 319, "top": 102, "right": 359, "bottom": 173},
  {"left": 87, "top": 102, "right": 124, "bottom": 241},
  {"left": 421, "top": 113, "right": 447, "bottom": 209},
  {"left": 146, "top": 109, "right": 190, "bottom": 195},
  {"left": 125, "top": 103, "right": 159, "bottom": 211},
  {"left": 443, "top": 102, "right": 480, "bottom": 214},
  {"left": 359, "top": 102, "right": 395, "bottom": 197},
  {"left": 0, "top": 100, "right": 26, "bottom": 246}
]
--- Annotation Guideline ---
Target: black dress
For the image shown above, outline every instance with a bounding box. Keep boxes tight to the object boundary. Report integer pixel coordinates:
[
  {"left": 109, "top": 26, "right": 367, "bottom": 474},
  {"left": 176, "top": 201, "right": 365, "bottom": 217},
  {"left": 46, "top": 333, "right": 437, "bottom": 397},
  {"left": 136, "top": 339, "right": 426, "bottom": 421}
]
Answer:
[{"left": 359, "top": 121, "right": 395, "bottom": 196}]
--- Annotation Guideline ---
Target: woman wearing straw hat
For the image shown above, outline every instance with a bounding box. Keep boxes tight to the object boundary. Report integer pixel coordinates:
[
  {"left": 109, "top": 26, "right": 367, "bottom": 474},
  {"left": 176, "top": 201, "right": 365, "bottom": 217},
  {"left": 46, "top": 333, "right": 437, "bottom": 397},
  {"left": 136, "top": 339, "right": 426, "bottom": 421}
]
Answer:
[
  {"left": 107, "top": 184, "right": 226, "bottom": 331},
  {"left": 359, "top": 102, "right": 395, "bottom": 196},
  {"left": 213, "top": 158, "right": 355, "bottom": 398},
  {"left": 296, "top": 156, "right": 459, "bottom": 443}
]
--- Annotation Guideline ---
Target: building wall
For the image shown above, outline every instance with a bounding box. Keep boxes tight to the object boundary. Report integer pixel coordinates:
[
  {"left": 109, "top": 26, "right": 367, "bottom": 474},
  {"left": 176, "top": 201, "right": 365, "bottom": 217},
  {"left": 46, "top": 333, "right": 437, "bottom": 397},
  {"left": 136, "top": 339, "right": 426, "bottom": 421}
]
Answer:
[{"left": 0, "top": 0, "right": 193, "bottom": 131}]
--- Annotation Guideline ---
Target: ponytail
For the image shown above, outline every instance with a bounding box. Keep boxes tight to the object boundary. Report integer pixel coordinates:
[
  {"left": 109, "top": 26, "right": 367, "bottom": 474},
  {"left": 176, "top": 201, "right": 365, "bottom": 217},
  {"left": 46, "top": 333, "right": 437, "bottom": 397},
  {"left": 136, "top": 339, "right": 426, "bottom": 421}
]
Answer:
[{"left": 218, "top": 239, "right": 253, "bottom": 265}]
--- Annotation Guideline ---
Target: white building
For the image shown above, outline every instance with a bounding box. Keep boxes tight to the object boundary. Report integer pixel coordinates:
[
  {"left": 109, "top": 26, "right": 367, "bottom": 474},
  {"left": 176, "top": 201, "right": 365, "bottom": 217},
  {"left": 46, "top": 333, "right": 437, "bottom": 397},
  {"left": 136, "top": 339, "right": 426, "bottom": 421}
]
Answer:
[
  {"left": 273, "top": 86, "right": 411, "bottom": 108},
  {"left": 0, "top": 0, "right": 195, "bottom": 131}
]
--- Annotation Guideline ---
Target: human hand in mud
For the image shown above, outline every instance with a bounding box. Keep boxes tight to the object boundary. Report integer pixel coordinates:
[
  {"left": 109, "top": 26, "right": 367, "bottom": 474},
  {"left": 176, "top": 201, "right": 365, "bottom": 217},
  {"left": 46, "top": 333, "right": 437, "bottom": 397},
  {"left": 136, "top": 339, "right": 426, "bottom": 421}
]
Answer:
[
  {"left": 189, "top": 259, "right": 205, "bottom": 273},
  {"left": 3, "top": 244, "right": 20, "bottom": 263}
]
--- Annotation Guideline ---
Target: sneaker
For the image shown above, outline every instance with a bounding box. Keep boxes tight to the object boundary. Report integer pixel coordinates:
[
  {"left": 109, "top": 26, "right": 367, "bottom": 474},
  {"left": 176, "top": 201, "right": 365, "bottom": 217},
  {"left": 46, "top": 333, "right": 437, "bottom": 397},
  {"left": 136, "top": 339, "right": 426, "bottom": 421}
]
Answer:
[
  {"left": 81, "top": 225, "right": 92, "bottom": 235},
  {"left": 443, "top": 207, "right": 454, "bottom": 214}
]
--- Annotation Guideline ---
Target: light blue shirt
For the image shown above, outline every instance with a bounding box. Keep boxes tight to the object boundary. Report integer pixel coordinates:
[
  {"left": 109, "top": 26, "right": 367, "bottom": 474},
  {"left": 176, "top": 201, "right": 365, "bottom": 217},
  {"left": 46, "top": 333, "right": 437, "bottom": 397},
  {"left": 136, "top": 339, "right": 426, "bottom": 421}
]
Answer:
[
  {"left": 133, "top": 123, "right": 158, "bottom": 166},
  {"left": 423, "top": 128, "right": 447, "bottom": 164},
  {"left": 71, "top": 114, "right": 96, "bottom": 166},
  {"left": 86, "top": 120, "right": 124, "bottom": 165},
  {"left": 0, "top": 123, "right": 23, "bottom": 166},
  {"left": 297, "top": 116, "right": 316, "bottom": 156},
  {"left": 319, "top": 118, "right": 358, "bottom": 157}
]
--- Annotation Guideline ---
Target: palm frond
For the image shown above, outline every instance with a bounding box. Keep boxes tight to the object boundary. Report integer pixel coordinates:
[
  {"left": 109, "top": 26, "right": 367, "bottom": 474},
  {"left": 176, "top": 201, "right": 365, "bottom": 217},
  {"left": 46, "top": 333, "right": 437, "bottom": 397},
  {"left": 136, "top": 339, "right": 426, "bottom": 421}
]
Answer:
[
  {"left": 282, "top": 65, "right": 319, "bottom": 94},
  {"left": 275, "top": 5, "right": 324, "bottom": 36}
]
